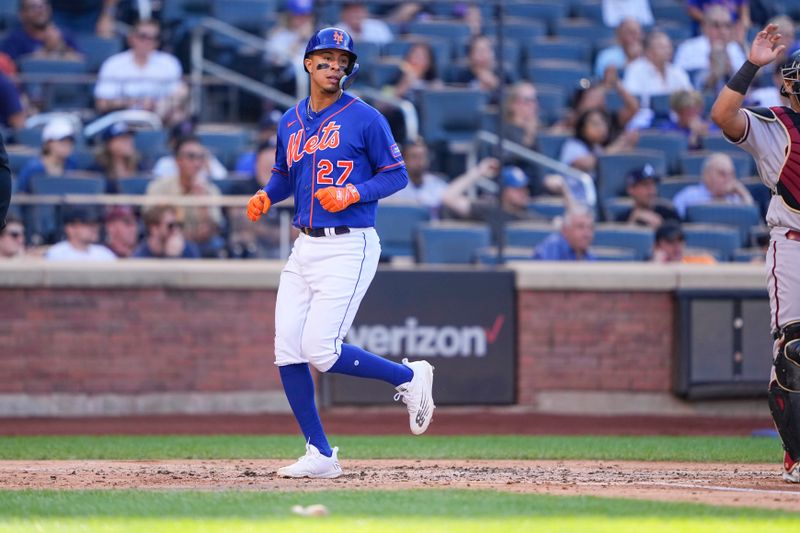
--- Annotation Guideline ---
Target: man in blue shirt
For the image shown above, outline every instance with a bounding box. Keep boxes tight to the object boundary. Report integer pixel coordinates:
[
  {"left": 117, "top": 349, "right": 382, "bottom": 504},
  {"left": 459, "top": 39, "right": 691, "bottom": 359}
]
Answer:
[
  {"left": 1, "top": 0, "right": 81, "bottom": 62},
  {"left": 533, "top": 205, "right": 596, "bottom": 261}
]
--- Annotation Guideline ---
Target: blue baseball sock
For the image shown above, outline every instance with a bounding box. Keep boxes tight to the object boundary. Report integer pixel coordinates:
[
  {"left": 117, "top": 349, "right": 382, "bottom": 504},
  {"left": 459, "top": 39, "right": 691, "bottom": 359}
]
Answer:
[
  {"left": 327, "top": 344, "right": 414, "bottom": 387},
  {"left": 278, "top": 363, "right": 333, "bottom": 458}
]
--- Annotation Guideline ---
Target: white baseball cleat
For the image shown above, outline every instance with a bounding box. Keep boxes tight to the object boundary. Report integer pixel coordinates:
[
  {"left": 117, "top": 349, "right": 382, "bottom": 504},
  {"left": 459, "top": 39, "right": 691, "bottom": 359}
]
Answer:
[
  {"left": 277, "top": 443, "right": 342, "bottom": 479},
  {"left": 394, "top": 358, "right": 435, "bottom": 435},
  {"left": 784, "top": 452, "right": 800, "bottom": 483}
]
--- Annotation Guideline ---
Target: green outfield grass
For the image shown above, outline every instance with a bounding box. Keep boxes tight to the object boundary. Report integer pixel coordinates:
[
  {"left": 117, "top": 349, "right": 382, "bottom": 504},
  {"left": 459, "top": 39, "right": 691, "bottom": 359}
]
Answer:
[
  {"left": 0, "top": 434, "right": 783, "bottom": 462},
  {"left": 0, "top": 489, "right": 798, "bottom": 533}
]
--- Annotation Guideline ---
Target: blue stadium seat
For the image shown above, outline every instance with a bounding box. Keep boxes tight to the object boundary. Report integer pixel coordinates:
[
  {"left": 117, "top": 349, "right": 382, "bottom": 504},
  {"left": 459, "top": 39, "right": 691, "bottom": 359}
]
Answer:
[
  {"left": 407, "top": 21, "right": 472, "bottom": 43},
  {"left": 196, "top": 130, "right": 249, "bottom": 169},
  {"left": 376, "top": 204, "right": 431, "bottom": 258},
  {"left": 526, "top": 38, "right": 592, "bottom": 63},
  {"left": 651, "top": 2, "right": 692, "bottom": 24},
  {"left": 475, "top": 246, "right": 535, "bottom": 265},
  {"left": 14, "top": 126, "right": 44, "bottom": 147},
  {"left": 554, "top": 19, "right": 615, "bottom": 43},
  {"left": 134, "top": 129, "right": 168, "bottom": 155},
  {"left": 592, "top": 223, "right": 655, "bottom": 260},
  {"left": 485, "top": 19, "right": 547, "bottom": 43},
  {"left": 660, "top": 22, "right": 692, "bottom": 44},
  {"left": 590, "top": 245, "right": 639, "bottom": 261},
  {"left": 527, "top": 197, "right": 566, "bottom": 219},
  {"left": 682, "top": 223, "right": 741, "bottom": 261},
  {"left": 504, "top": 221, "right": 555, "bottom": 247},
  {"left": 215, "top": 177, "right": 254, "bottom": 195},
  {"left": 28, "top": 176, "right": 106, "bottom": 242},
  {"left": 365, "top": 62, "right": 401, "bottom": 89},
  {"left": 527, "top": 60, "right": 590, "bottom": 93},
  {"left": 416, "top": 222, "right": 491, "bottom": 264},
  {"left": 596, "top": 150, "right": 666, "bottom": 204},
  {"left": 649, "top": 94, "right": 672, "bottom": 117},
  {"left": 636, "top": 130, "right": 689, "bottom": 175},
  {"left": 572, "top": 2, "right": 603, "bottom": 21},
  {"left": 418, "top": 89, "right": 487, "bottom": 144},
  {"left": 685, "top": 203, "right": 761, "bottom": 246},
  {"left": 505, "top": 1, "right": 568, "bottom": 33},
  {"left": 18, "top": 58, "right": 91, "bottom": 110},
  {"left": 6, "top": 148, "right": 38, "bottom": 173},
  {"left": 658, "top": 175, "right": 699, "bottom": 200},
  {"left": 535, "top": 85, "right": 568, "bottom": 126},
  {"left": 680, "top": 150, "right": 755, "bottom": 178},
  {"left": 117, "top": 177, "right": 154, "bottom": 195},
  {"left": 212, "top": 0, "right": 276, "bottom": 32},
  {"left": 74, "top": 34, "right": 123, "bottom": 72},
  {"left": 536, "top": 132, "right": 569, "bottom": 160},
  {"left": 702, "top": 134, "right": 738, "bottom": 153}
]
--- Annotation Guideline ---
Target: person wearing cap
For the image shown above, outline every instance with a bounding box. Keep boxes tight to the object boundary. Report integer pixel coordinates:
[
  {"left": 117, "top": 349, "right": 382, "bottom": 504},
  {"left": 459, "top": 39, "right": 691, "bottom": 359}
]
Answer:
[
  {"left": 615, "top": 164, "right": 680, "bottom": 228},
  {"left": 651, "top": 221, "right": 716, "bottom": 264},
  {"left": 533, "top": 205, "right": 596, "bottom": 261},
  {"left": 103, "top": 204, "right": 138, "bottom": 258},
  {"left": 94, "top": 18, "right": 187, "bottom": 126},
  {"left": 672, "top": 151, "right": 754, "bottom": 219},
  {"left": 90, "top": 122, "right": 143, "bottom": 192},
  {"left": 45, "top": 206, "right": 116, "bottom": 261},
  {"left": 16, "top": 116, "right": 79, "bottom": 193},
  {"left": 234, "top": 110, "right": 281, "bottom": 176}
]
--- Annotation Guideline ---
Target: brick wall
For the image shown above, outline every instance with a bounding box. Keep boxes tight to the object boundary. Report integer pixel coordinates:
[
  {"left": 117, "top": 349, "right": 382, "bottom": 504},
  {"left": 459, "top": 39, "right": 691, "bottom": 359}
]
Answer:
[
  {"left": 516, "top": 291, "right": 674, "bottom": 405},
  {"left": 1, "top": 288, "right": 282, "bottom": 394}
]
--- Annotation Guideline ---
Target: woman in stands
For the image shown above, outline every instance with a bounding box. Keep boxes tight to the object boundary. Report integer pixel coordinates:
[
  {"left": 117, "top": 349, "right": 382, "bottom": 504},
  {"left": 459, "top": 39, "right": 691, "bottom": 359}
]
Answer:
[
  {"left": 559, "top": 107, "right": 638, "bottom": 178},
  {"left": 391, "top": 41, "right": 443, "bottom": 100},
  {"left": 90, "top": 122, "right": 144, "bottom": 193}
]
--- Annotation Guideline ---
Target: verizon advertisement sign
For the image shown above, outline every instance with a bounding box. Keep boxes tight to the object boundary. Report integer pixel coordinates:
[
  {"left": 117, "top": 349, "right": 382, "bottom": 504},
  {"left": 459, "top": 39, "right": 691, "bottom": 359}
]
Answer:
[{"left": 325, "top": 270, "right": 516, "bottom": 405}]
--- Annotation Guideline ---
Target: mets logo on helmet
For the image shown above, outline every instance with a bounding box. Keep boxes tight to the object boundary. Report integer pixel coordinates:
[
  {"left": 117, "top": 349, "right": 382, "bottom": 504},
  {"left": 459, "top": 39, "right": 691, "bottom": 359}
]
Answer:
[{"left": 333, "top": 31, "right": 344, "bottom": 45}]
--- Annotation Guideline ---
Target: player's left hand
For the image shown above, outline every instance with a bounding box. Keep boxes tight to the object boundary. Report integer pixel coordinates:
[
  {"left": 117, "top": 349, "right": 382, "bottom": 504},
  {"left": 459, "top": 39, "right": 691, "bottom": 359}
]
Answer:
[{"left": 315, "top": 184, "right": 360, "bottom": 212}]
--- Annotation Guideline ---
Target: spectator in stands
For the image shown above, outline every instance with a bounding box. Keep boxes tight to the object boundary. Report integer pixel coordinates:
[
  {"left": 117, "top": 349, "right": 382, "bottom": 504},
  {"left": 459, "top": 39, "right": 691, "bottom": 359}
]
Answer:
[
  {"left": 559, "top": 108, "right": 638, "bottom": 178},
  {"left": 94, "top": 19, "right": 188, "bottom": 127},
  {"left": 17, "top": 116, "right": 78, "bottom": 193},
  {"left": 615, "top": 164, "right": 680, "bottom": 228},
  {"left": 50, "top": 0, "right": 117, "bottom": 38},
  {"left": 651, "top": 221, "right": 716, "bottom": 264},
  {"left": 0, "top": 71, "right": 25, "bottom": 129},
  {"left": 504, "top": 81, "right": 540, "bottom": 151},
  {"left": 90, "top": 122, "right": 143, "bottom": 192},
  {"left": 1, "top": 0, "right": 82, "bottom": 62},
  {"left": 533, "top": 205, "right": 596, "bottom": 261},
  {"left": 0, "top": 215, "right": 26, "bottom": 259},
  {"left": 751, "top": 16, "right": 798, "bottom": 91},
  {"left": 45, "top": 205, "right": 116, "bottom": 261},
  {"left": 264, "top": 0, "right": 315, "bottom": 93},
  {"left": 337, "top": 2, "right": 393, "bottom": 45},
  {"left": 234, "top": 110, "right": 281, "bottom": 176},
  {"left": 391, "top": 41, "right": 443, "bottom": 100},
  {"left": 653, "top": 89, "right": 714, "bottom": 150},
  {"left": 450, "top": 35, "right": 512, "bottom": 101},
  {"left": 686, "top": 0, "right": 749, "bottom": 37},
  {"left": 674, "top": 6, "right": 747, "bottom": 93},
  {"left": 152, "top": 122, "right": 228, "bottom": 181},
  {"left": 145, "top": 136, "right": 225, "bottom": 257},
  {"left": 602, "top": 0, "right": 653, "bottom": 28},
  {"left": 748, "top": 60, "right": 786, "bottom": 108},
  {"left": 594, "top": 17, "right": 645, "bottom": 79},
  {"left": 389, "top": 138, "right": 448, "bottom": 216},
  {"left": 623, "top": 29, "right": 692, "bottom": 108},
  {"left": 133, "top": 204, "right": 200, "bottom": 259},
  {"left": 103, "top": 204, "right": 138, "bottom": 258},
  {"left": 672, "top": 152, "right": 754, "bottom": 218}
]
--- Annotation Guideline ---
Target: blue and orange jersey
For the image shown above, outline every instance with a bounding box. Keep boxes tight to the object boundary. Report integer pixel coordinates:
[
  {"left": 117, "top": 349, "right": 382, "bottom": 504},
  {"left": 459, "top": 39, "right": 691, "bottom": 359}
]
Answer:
[{"left": 264, "top": 92, "right": 407, "bottom": 228}]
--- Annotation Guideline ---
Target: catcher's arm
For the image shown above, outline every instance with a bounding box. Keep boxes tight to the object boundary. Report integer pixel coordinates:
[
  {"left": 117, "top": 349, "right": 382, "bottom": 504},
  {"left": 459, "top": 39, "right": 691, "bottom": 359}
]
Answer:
[{"left": 711, "top": 23, "right": 785, "bottom": 141}]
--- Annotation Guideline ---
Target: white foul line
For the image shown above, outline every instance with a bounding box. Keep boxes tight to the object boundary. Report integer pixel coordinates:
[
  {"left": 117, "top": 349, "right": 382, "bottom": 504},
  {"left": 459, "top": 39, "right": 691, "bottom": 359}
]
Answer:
[{"left": 651, "top": 482, "right": 800, "bottom": 496}]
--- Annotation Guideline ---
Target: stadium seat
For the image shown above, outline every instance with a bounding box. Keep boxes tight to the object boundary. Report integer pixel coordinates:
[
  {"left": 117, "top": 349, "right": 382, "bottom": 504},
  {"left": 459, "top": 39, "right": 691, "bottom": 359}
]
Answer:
[
  {"left": 651, "top": 2, "right": 692, "bottom": 24},
  {"left": 525, "top": 38, "right": 592, "bottom": 63},
  {"left": 117, "top": 177, "right": 154, "bottom": 195},
  {"left": 196, "top": 130, "right": 249, "bottom": 169},
  {"left": 592, "top": 223, "right": 655, "bottom": 260},
  {"left": 535, "top": 85, "right": 568, "bottom": 126},
  {"left": 418, "top": 89, "right": 487, "bottom": 144},
  {"left": 602, "top": 197, "right": 634, "bottom": 222},
  {"left": 486, "top": 19, "right": 547, "bottom": 43},
  {"left": 376, "top": 204, "right": 431, "bottom": 258},
  {"left": 527, "top": 60, "right": 590, "bottom": 94},
  {"left": 572, "top": 1, "right": 603, "bottom": 21},
  {"left": 504, "top": 1, "right": 568, "bottom": 33},
  {"left": 14, "top": 126, "right": 44, "bottom": 147},
  {"left": 18, "top": 58, "right": 91, "bottom": 110},
  {"left": 73, "top": 34, "right": 123, "bottom": 72},
  {"left": 659, "top": 22, "right": 692, "bottom": 44},
  {"left": 596, "top": 150, "right": 666, "bottom": 205},
  {"left": 416, "top": 222, "right": 491, "bottom": 264},
  {"left": 365, "top": 62, "right": 401, "bottom": 89},
  {"left": 636, "top": 130, "right": 689, "bottom": 175},
  {"left": 6, "top": 147, "right": 38, "bottom": 173},
  {"left": 504, "top": 221, "right": 555, "bottom": 247},
  {"left": 649, "top": 94, "right": 672, "bottom": 118},
  {"left": 590, "top": 245, "right": 639, "bottom": 261},
  {"left": 680, "top": 150, "right": 754, "bottom": 178},
  {"left": 407, "top": 21, "right": 472, "bottom": 43},
  {"left": 685, "top": 203, "right": 761, "bottom": 246},
  {"left": 28, "top": 176, "right": 106, "bottom": 242},
  {"left": 658, "top": 175, "right": 699, "bottom": 201},
  {"left": 475, "top": 245, "right": 534, "bottom": 265},
  {"left": 682, "top": 223, "right": 741, "bottom": 261},
  {"left": 215, "top": 177, "right": 255, "bottom": 195},
  {"left": 133, "top": 129, "right": 168, "bottom": 155},
  {"left": 212, "top": 0, "right": 276, "bottom": 33},
  {"left": 554, "top": 18, "right": 615, "bottom": 44},
  {"left": 702, "top": 134, "right": 738, "bottom": 153},
  {"left": 527, "top": 197, "right": 566, "bottom": 219}
]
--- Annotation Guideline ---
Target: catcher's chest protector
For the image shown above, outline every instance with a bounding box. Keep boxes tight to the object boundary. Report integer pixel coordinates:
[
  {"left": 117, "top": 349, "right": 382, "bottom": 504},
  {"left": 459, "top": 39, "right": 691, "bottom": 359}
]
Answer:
[{"left": 771, "top": 106, "right": 800, "bottom": 210}]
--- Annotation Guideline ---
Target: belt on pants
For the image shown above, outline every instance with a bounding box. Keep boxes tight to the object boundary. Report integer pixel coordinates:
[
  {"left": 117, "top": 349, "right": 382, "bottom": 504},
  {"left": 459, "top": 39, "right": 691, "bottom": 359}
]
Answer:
[
  {"left": 787, "top": 229, "right": 800, "bottom": 242},
  {"left": 299, "top": 225, "right": 350, "bottom": 237}
]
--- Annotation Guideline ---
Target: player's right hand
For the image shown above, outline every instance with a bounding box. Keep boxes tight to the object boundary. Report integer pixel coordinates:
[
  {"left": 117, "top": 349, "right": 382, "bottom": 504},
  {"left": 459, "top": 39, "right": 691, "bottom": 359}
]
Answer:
[{"left": 246, "top": 190, "right": 271, "bottom": 222}]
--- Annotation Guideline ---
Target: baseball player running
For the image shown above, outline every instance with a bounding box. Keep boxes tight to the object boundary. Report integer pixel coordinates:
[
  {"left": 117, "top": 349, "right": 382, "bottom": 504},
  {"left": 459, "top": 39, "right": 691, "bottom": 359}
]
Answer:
[
  {"left": 711, "top": 24, "right": 800, "bottom": 482},
  {"left": 247, "top": 27, "right": 435, "bottom": 479}
]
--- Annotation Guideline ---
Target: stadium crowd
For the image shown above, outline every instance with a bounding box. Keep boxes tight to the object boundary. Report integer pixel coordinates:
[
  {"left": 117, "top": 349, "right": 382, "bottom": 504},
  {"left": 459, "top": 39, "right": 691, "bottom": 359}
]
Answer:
[{"left": 0, "top": 0, "right": 795, "bottom": 263}]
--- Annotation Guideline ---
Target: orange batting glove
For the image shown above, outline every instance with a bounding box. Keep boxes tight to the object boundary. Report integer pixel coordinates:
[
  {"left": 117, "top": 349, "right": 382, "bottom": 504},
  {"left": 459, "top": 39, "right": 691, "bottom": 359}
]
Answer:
[
  {"left": 315, "top": 183, "right": 360, "bottom": 213},
  {"left": 246, "top": 190, "right": 271, "bottom": 222}
]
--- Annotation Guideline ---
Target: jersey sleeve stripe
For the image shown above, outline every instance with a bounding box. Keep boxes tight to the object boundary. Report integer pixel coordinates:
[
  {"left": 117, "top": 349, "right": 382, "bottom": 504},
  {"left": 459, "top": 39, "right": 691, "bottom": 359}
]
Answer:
[
  {"left": 724, "top": 109, "right": 751, "bottom": 145},
  {"left": 271, "top": 166, "right": 288, "bottom": 176},
  {"left": 376, "top": 161, "right": 405, "bottom": 172}
]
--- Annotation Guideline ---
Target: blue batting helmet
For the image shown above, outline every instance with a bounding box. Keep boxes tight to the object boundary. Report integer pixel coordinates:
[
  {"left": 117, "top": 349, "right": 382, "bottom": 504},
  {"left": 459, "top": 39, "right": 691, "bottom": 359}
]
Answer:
[{"left": 303, "top": 27, "right": 357, "bottom": 74}]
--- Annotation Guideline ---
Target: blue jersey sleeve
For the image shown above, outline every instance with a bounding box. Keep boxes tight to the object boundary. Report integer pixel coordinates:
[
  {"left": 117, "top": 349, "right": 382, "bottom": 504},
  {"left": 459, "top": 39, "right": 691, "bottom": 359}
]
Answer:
[
  {"left": 352, "top": 115, "right": 407, "bottom": 202},
  {"left": 263, "top": 129, "right": 292, "bottom": 203},
  {"left": 355, "top": 166, "right": 408, "bottom": 203}
]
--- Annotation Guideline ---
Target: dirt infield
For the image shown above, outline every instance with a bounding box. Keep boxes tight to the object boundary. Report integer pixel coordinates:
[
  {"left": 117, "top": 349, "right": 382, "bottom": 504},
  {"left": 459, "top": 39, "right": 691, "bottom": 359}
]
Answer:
[{"left": 1, "top": 459, "right": 799, "bottom": 511}]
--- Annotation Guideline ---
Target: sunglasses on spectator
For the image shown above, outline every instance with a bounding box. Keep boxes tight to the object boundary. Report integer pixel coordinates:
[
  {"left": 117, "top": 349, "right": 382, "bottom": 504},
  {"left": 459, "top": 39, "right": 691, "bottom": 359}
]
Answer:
[
  {"left": 709, "top": 21, "right": 732, "bottom": 28},
  {"left": 3, "top": 230, "right": 23, "bottom": 239},
  {"left": 167, "top": 221, "right": 184, "bottom": 231},
  {"left": 135, "top": 32, "right": 159, "bottom": 41},
  {"left": 179, "top": 151, "right": 206, "bottom": 161}
]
